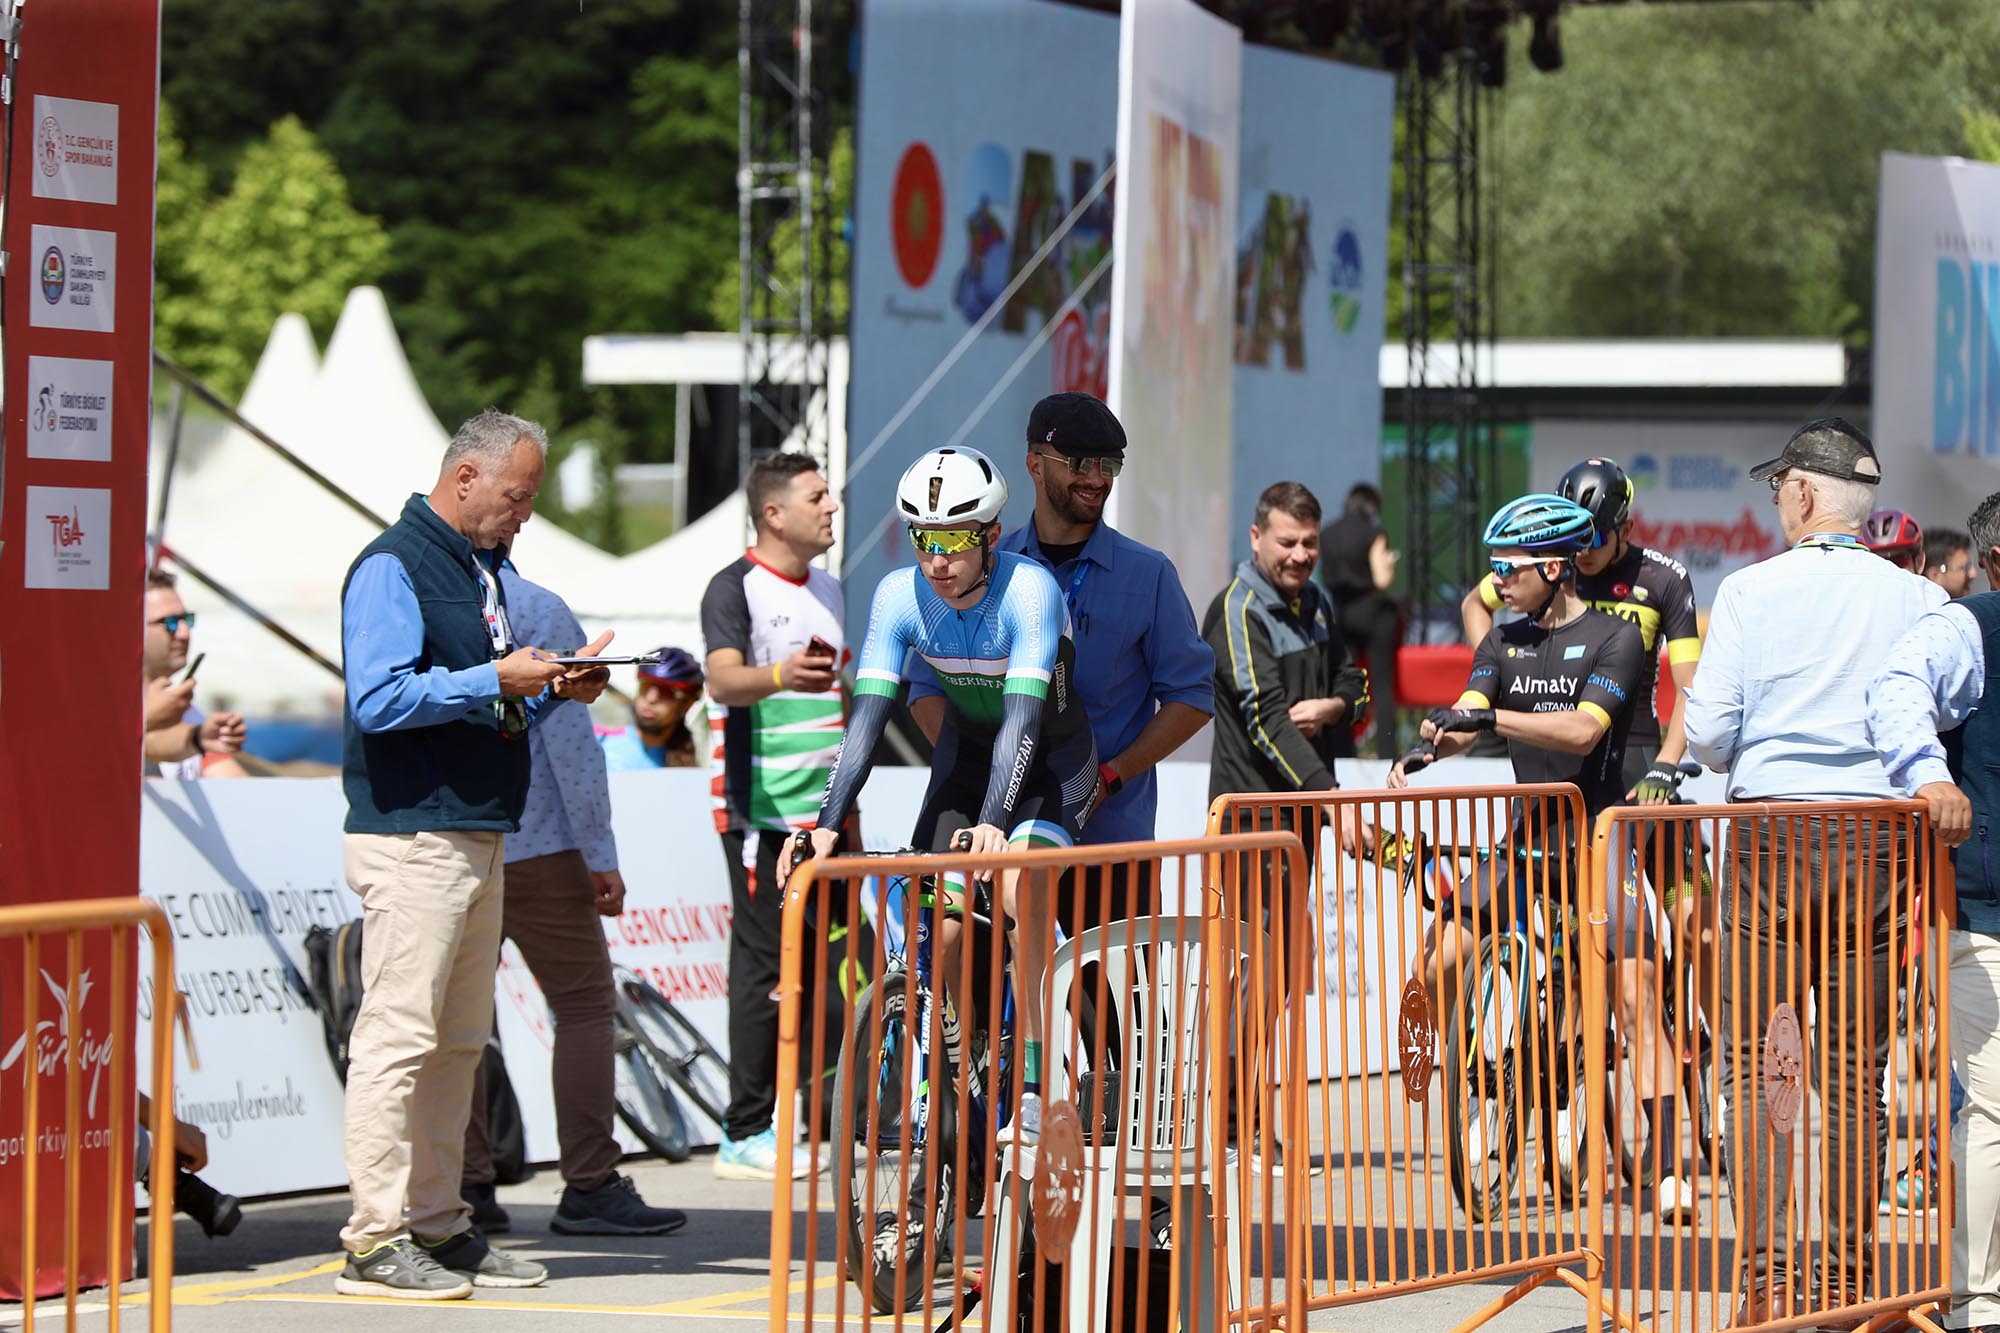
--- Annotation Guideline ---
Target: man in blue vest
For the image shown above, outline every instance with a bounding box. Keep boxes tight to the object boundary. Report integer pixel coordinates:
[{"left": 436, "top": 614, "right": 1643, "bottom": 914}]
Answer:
[
  {"left": 1868, "top": 488, "right": 2000, "bottom": 1333},
  {"left": 335, "top": 409, "right": 613, "bottom": 1301}
]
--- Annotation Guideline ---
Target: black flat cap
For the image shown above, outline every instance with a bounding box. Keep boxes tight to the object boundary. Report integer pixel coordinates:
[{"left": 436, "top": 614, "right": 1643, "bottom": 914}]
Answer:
[
  {"left": 1026, "top": 392, "right": 1126, "bottom": 458},
  {"left": 1748, "top": 416, "right": 1882, "bottom": 485}
]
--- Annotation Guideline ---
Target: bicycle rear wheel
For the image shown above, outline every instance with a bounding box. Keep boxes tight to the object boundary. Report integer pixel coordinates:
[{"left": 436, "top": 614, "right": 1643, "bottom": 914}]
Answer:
[
  {"left": 619, "top": 970, "right": 732, "bottom": 1129},
  {"left": 1445, "top": 934, "right": 1526, "bottom": 1222},
  {"left": 613, "top": 1017, "right": 692, "bottom": 1163},
  {"left": 829, "top": 968, "right": 954, "bottom": 1314}
]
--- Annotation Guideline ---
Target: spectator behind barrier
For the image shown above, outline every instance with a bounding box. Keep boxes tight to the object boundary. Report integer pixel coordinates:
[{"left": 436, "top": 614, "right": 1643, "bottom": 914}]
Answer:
[
  {"left": 1923, "top": 524, "right": 1975, "bottom": 599},
  {"left": 1683, "top": 417, "right": 1946, "bottom": 1324},
  {"left": 1867, "top": 488, "right": 2000, "bottom": 1329},
  {"left": 457, "top": 567, "right": 687, "bottom": 1240},
  {"left": 333, "top": 408, "right": 612, "bottom": 1301},
  {"left": 599, "top": 647, "right": 704, "bottom": 770},
  {"left": 142, "top": 568, "right": 248, "bottom": 778},
  {"left": 1320, "top": 481, "right": 1400, "bottom": 758}
]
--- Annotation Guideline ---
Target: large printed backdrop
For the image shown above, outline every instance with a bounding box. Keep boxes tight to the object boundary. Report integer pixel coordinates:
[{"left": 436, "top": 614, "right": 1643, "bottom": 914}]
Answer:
[
  {"left": 845, "top": 0, "right": 1392, "bottom": 649},
  {"left": 1874, "top": 151, "right": 2000, "bottom": 533}
]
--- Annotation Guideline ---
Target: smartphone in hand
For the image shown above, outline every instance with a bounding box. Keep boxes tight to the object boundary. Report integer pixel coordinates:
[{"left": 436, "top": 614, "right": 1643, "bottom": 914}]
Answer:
[
  {"left": 806, "top": 635, "right": 837, "bottom": 661},
  {"left": 181, "top": 652, "right": 206, "bottom": 684}
]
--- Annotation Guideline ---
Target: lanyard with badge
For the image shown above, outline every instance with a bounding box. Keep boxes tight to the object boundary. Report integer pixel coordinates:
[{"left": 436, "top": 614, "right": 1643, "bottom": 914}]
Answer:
[
  {"left": 1062, "top": 559, "right": 1092, "bottom": 632},
  {"left": 475, "top": 558, "right": 529, "bottom": 738},
  {"left": 1796, "top": 531, "right": 1865, "bottom": 553}
]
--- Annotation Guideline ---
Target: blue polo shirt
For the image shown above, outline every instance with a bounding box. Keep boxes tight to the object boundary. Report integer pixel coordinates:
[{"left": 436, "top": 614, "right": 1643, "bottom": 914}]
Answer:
[{"left": 907, "top": 518, "right": 1215, "bottom": 843}]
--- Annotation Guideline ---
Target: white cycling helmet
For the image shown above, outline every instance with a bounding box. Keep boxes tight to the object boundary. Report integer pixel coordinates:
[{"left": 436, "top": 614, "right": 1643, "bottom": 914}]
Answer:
[{"left": 896, "top": 447, "right": 1008, "bottom": 527}]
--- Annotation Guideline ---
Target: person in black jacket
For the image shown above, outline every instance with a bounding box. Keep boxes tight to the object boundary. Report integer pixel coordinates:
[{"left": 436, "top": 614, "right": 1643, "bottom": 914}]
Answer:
[{"left": 1204, "top": 481, "right": 1370, "bottom": 1003}]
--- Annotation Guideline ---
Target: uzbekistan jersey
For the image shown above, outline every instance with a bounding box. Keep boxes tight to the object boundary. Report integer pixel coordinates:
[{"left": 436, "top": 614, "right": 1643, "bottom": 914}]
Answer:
[
  {"left": 1463, "top": 607, "right": 1646, "bottom": 819},
  {"left": 699, "top": 554, "right": 847, "bottom": 834},
  {"left": 1476, "top": 543, "right": 1699, "bottom": 746},
  {"left": 816, "top": 551, "right": 1095, "bottom": 836}
]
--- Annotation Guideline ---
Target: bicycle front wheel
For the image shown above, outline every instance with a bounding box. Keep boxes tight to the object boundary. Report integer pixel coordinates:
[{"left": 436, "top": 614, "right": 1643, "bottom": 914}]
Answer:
[
  {"left": 1445, "top": 933, "right": 1527, "bottom": 1223},
  {"left": 829, "top": 969, "right": 953, "bottom": 1314},
  {"left": 620, "top": 973, "right": 733, "bottom": 1130}
]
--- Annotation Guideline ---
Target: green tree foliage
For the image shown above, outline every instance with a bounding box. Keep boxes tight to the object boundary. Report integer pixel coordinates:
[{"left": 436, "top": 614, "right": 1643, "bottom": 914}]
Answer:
[
  {"left": 708, "top": 126, "right": 855, "bottom": 331},
  {"left": 1491, "top": 0, "right": 2000, "bottom": 341},
  {"left": 153, "top": 113, "right": 390, "bottom": 397}
]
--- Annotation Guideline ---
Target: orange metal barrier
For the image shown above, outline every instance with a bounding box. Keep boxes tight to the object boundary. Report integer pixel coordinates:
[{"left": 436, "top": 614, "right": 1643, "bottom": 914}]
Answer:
[
  {"left": 1587, "top": 802, "right": 1954, "bottom": 1333},
  {"left": 0, "top": 898, "right": 176, "bottom": 1332},
  {"left": 765, "top": 835, "right": 1310, "bottom": 1333},
  {"left": 1209, "top": 784, "right": 1606, "bottom": 1331}
]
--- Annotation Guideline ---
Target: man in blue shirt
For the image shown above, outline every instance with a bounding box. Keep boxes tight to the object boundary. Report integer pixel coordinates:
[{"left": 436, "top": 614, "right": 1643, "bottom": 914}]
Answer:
[
  {"left": 1867, "top": 487, "right": 2000, "bottom": 1333},
  {"left": 908, "top": 393, "right": 1214, "bottom": 929},
  {"left": 458, "top": 569, "right": 687, "bottom": 1241},
  {"left": 336, "top": 410, "right": 613, "bottom": 1302}
]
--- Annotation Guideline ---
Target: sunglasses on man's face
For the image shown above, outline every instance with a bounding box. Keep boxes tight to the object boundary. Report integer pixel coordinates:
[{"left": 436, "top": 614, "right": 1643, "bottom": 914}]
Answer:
[
  {"left": 149, "top": 612, "right": 197, "bottom": 634},
  {"left": 1034, "top": 450, "right": 1123, "bottom": 479},
  {"left": 908, "top": 525, "right": 988, "bottom": 556},
  {"left": 1489, "top": 555, "right": 1549, "bottom": 581}
]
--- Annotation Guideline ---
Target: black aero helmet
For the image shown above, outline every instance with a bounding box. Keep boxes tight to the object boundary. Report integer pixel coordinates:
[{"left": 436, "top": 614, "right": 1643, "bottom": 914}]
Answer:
[{"left": 1556, "top": 457, "right": 1633, "bottom": 545}]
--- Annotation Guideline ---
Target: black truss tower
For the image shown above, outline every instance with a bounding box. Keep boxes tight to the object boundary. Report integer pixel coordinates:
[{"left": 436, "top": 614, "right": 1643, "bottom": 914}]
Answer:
[
  {"left": 738, "top": 0, "right": 837, "bottom": 478},
  {"left": 1400, "top": 49, "right": 1499, "bottom": 640}
]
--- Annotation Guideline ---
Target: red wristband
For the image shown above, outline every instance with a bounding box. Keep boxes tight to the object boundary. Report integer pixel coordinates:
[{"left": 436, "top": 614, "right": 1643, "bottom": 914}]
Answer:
[{"left": 1098, "top": 761, "right": 1123, "bottom": 798}]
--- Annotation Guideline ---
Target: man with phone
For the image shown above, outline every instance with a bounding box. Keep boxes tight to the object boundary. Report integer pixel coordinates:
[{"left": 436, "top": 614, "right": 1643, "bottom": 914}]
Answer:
[
  {"left": 335, "top": 410, "right": 613, "bottom": 1300},
  {"left": 141, "top": 567, "right": 248, "bottom": 778},
  {"left": 700, "top": 450, "right": 847, "bottom": 1181}
]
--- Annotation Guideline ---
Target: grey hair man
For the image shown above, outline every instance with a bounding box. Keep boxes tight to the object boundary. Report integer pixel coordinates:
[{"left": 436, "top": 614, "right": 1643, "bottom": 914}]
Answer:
[
  {"left": 333, "top": 409, "right": 614, "bottom": 1300},
  {"left": 1684, "top": 417, "right": 1946, "bottom": 1325}
]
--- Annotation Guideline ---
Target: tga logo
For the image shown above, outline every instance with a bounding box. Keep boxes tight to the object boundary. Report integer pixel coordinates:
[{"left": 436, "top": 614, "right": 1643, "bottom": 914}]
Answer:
[
  {"left": 47, "top": 505, "right": 86, "bottom": 549},
  {"left": 37, "top": 114, "right": 61, "bottom": 178},
  {"left": 39, "top": 245, "right": 64, "bottom": 304},
  {"left": 33, "top": 384, "right": 56, "bottom": 433}
]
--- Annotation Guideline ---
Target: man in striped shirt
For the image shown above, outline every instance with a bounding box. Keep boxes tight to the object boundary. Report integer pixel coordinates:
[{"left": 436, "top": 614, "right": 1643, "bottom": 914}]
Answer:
[{"left": 699, "top": 452, "right": 846, "bottom": 1181}]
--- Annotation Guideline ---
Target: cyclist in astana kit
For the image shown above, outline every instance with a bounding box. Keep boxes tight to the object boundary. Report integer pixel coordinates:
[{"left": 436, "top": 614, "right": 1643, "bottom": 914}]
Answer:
[
  {"left": 1463, "top": 459, "right": 1712, "bottom": 999},
  {"left": 782, "top": 446, "right": 1099, "bottom": 1143},
  {"left": 1394, "top": 494, "right": 1683, "bottom": 1193}
]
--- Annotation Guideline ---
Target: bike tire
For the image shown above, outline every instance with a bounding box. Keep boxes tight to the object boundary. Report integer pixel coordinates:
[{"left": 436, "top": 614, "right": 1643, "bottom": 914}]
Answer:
[
  {"left": 620, "top": 971, "right": 733, "bottom": 1130},
  {"left": 613, "top": 1019, "right": 692, "bottom": 1163},
  {"left": 829, "top": 969, "right": 953, "bottom": 1315},
  {"left": 1445, "top": 933, "right": 1526, "bottom": 1222}
]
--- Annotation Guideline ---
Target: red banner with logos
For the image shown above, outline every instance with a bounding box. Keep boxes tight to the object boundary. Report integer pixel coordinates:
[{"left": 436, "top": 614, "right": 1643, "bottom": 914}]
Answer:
[{"left": 0, "top": 0, "right": 160, "bottom": 1298}]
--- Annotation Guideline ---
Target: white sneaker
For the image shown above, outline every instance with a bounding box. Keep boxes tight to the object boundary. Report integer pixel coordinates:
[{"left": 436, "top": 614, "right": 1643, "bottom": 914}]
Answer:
[
  {"left": 1656, "top": 1174, "right": 1698, "bottom": 1225},
  {"left": 1553, "top": 1106, "right": 1578, "bottom": 1180},
  {"left": 996, "top": 1091, "right": 1042, "bottom": 1147},
  {"left": 1465, "top": 1114, "right": 1497, "bottom": 1164}
]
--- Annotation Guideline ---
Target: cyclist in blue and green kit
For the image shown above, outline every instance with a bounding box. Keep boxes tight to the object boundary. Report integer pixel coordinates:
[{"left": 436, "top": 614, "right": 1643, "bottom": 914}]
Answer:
[{"left": 781, "top": 446, "right": 1100, "bottom": 1144}]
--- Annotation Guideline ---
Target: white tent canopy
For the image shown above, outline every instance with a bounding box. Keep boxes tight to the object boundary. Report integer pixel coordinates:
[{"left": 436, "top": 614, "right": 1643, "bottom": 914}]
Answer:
[{"left": 152, "top": 288, "right": 743, "bottom": 715}]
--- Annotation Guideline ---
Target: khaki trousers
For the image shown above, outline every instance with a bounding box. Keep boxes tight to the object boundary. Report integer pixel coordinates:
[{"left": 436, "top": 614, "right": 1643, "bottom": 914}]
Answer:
[
  {"left": 340, "top": 829, "right": 504, "bottom": 1253},
  {"left": 463, "top": 848, "right": 619, "bottom": 1192}
]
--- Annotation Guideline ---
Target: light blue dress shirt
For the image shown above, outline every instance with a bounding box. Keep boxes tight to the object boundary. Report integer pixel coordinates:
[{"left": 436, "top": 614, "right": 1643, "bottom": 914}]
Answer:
[
  {"left": 1866, "top": 601, "right": 1986, "bottom": 795},
  {"left": 499, "top": 568, "right": 618, "bottom": 871},
  {"left": 1684, "top": 535, "right": 1947, "bottom": 800},
  {"left": 905, "top": 517, "right": 1215, "bottom": 844},
  {"left": 340, "top": 512, "right": 557, "bottom": 735}
]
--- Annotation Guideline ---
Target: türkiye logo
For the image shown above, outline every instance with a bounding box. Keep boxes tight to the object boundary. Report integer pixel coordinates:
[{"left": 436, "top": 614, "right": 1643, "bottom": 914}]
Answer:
[
  {"left": 39, "top": 245, "right": 64, "bottom": 304},
  {"left": 37, "top": 114, "right": 60, "bottom": 178},
  {"left": 891, "top": 142, "right": 943, "bottom": 288},
  {"left": 1629, "top": 453, "right": 1661, "bottom": 490},
  {"left": 1328, "top": 222, "right": 1364, "bottom": 335}
]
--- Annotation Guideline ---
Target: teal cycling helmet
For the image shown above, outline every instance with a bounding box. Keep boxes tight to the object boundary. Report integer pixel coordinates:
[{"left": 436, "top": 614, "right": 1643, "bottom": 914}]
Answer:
[{"left": 1482, "top": 493, "right": 1598, "bottom": 555}]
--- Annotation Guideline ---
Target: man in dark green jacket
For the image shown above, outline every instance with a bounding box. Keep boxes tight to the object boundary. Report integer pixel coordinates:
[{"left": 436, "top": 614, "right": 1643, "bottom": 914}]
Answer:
[{"left": 1203, "top": 481, "right": 1370, "bottom": 1000}]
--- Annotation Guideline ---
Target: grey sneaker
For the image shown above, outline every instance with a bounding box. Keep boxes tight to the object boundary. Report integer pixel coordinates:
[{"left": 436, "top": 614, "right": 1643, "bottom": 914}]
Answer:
[
  {"left": 551, "top": 1173, "right": 688, "bottom": 1237},
  {"left": 417, "top": 1229, "right": 548, "bottom": 1289},
  {"left": 334, "top": 1239, "right": 473, "bottom": 1300}
]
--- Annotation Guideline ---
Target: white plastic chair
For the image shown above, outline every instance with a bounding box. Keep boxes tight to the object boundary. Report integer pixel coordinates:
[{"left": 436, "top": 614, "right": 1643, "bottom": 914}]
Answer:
[{"left": 987, "top": 914, "right": 1252, "bottom": 1333}]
